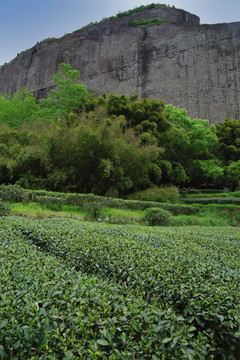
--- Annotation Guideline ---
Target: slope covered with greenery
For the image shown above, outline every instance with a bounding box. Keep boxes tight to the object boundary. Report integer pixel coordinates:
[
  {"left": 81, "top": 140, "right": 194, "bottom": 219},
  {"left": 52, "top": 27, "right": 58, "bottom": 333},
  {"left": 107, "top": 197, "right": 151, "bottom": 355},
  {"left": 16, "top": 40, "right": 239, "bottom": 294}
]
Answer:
[
  {"left": 0, "top": 217, "right": 239, "bottom": 359},
  {"left": 0, "top": 63, "right": 239, "bottom": 195}
]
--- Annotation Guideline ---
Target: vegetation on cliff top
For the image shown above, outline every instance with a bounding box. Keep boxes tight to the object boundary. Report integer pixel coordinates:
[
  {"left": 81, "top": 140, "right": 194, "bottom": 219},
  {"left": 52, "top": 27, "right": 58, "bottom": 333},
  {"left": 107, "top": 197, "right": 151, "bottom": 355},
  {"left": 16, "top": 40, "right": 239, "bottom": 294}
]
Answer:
[
  {"left": 0, "top": 63, "right": 239, "bottom": 196},
  {"left": 129, "top": 18, "right": 167, "bottom": 27},
  {"left": 77, "top": 3, "right": 174, "bottom": 33},
  {"left": 101, "top": 3, "right": 174, "bottom": 23}
]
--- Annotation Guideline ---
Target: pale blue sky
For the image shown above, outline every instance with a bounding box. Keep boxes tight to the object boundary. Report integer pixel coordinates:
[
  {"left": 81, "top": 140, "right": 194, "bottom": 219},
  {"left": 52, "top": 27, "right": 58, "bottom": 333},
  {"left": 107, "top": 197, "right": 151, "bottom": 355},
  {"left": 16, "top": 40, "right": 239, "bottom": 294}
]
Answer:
[{"left": 1, "top": 0, "right": 240, "bottom": 65}]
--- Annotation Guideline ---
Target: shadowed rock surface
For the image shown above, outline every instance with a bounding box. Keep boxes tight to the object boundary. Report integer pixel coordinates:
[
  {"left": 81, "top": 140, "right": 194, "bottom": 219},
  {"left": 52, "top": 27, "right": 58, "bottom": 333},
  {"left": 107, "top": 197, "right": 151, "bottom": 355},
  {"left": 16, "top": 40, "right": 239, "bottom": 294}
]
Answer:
[{"left": 0, "top": 6, "right": 240, "bottom": 124}]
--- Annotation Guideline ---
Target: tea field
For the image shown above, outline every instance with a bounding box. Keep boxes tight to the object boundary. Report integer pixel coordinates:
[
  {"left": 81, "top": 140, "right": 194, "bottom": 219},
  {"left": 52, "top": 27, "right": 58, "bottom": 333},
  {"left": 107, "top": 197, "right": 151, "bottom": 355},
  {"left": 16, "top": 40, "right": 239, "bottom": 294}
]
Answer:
[{"left": 0, "top": 216, "right": 239, "bottom": 359}]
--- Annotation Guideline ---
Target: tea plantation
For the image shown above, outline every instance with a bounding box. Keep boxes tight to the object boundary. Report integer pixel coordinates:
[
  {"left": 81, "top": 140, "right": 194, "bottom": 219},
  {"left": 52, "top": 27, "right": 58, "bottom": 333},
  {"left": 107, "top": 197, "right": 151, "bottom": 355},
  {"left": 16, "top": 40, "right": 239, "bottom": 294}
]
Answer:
[{"left": 0, "top": 217, "right": 239, "bottom": 359}]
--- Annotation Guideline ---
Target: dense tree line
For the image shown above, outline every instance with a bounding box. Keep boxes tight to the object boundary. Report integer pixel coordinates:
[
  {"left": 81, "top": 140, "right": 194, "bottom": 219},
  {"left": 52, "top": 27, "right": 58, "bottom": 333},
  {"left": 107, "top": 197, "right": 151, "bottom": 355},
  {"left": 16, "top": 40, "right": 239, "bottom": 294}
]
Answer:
[{"left": 0, "top": 63, "right": 239, "bottom": 195}]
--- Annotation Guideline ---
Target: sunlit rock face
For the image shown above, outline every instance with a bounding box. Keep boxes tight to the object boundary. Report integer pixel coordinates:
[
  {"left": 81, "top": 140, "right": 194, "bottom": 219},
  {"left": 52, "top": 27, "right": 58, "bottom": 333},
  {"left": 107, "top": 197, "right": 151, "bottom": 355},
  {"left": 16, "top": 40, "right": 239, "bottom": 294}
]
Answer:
[{"left": 0, "top": 6, "right": 240, "bottom": 124}]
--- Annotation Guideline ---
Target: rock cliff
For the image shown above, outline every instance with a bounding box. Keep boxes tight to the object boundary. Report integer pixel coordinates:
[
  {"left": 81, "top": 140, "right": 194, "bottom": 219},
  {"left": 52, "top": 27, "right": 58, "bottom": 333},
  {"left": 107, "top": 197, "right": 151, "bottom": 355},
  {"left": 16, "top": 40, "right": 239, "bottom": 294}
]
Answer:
[{"left": 0, "top": 6, "right": 240, "bottom": 124}]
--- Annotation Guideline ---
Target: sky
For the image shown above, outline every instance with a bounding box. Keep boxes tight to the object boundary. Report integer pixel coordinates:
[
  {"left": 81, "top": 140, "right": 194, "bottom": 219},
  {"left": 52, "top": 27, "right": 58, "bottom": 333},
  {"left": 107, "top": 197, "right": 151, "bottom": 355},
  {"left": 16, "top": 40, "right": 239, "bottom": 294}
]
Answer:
[{"left": 1, "top": 0, "right": 240, "bottom": 66}]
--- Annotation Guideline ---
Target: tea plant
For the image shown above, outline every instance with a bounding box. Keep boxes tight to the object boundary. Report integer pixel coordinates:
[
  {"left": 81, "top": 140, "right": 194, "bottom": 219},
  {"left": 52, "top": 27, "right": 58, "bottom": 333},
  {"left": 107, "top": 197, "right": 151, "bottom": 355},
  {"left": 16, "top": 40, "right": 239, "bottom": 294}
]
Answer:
[
  {"left": 0, "top": 201, "right": 11, "bottom": 216},
  {"left": 1, "top": 217, "right": 239, "bottom": 358}
]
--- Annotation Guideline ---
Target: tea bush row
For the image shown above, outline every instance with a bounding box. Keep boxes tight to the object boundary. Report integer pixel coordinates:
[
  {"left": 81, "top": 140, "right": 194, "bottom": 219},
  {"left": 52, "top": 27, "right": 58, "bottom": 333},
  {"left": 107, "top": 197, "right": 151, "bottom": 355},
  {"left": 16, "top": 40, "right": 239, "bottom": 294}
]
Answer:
[
  {"left": 0, "top": 184, "right": 199, "bottom": 215},
  {"left": 180, "top": 189, "right": 225, "bottom": 195},
  {"left": 1, "top": 218, "right": 212, "bottom": 359},
  {"left": 0, "top": 201, "right": 11, "bottom": 216},
  {"left": 182, "top": 197, "right": 240, "bottom": 205},
  {"left": 7, "top": 217, "right": 240, "bottom": 358}
]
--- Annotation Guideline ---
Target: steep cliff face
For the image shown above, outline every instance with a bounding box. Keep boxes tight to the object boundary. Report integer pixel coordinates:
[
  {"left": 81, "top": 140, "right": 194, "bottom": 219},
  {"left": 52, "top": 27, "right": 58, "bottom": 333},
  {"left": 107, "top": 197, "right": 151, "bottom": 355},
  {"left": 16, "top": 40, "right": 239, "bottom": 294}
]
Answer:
[{"left": 0, "top": 6, "right": 240, "bottom": 124}]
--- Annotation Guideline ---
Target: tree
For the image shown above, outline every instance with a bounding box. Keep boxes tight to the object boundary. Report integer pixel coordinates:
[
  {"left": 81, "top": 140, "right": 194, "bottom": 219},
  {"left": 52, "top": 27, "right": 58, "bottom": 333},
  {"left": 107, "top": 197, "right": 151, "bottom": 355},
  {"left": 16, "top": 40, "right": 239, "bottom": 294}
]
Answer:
[
  {"left": 170, "top": 162, "right": 189, "bottom": 186},
  {"left": 161, "top": 104, "right": 220, "bottom": 186},
  {"left": 188, "top": 160, "right": 224, "bottom": 187},
  {"left": 39, "top": 63, "right": 89, "bottom": 121},
  {"left": 0, "top": 87, "right": 40, "bottom": 129},
  {"left": 225, "top": 161, "right": 240, "bottom": 190},
  {"left": 215, "top": 119, "right": 240, "bottom": 164},
  {"left": 164, "top": 104, "right": 218, "bottom": 160}
]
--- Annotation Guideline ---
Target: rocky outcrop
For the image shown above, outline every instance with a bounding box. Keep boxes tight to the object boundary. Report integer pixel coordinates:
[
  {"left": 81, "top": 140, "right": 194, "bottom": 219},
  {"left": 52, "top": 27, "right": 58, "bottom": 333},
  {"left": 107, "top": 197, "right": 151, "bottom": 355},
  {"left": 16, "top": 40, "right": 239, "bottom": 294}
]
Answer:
[{"left": 0, "top": 6, "right": 240, "bottom": 124}]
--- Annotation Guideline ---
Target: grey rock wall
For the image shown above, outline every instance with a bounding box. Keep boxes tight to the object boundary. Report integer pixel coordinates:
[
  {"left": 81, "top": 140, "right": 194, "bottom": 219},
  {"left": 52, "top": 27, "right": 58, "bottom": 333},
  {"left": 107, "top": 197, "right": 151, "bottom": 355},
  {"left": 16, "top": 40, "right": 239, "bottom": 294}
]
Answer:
[{"left": 0, "top": 6, "right": 239, "bottom": 124}]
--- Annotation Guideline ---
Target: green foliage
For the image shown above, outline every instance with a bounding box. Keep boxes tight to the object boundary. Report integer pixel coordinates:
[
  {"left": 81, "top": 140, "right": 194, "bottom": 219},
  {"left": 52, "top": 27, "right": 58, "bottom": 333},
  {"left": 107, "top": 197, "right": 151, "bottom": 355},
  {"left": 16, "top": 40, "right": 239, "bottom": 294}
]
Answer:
[
  {"left": 127, "top": 185, "right": 180, "bottom": 203},
  {"left": 39, "top": 63, "right": 89, "bottom": 121},
  {"left": 36, "top": 195, "right": 65, "bottom": 211},
  {"left": 182, "top": 197, "right": 240, "bottom": 205},
  {"left": 0, "top": 87, "right": 40, "bottom": 129},
  {"left": 216, "top": 118, "right": 240, "bottom": 163},
  {"left": 84, "top": 200, "right": 102, "bottom": 219},
  {"left": 101, "top": 3, "right": 172, "bottom": 22},
  {"left": 105, "top": 94, "right": 168, "bottom": 133},
  {"left": 170, "top": 162, "right": 189, "bottom": 186},
  {"left": 224, "top": 160, "right": 240, "bottom": 190},
  {"left": 1, "top": 217, "right": 239, "bottom": 358},
  {"left": 170, "top": 206, "right": 238, "bottom": 227},
  {"left": 162, "top": 105, "right": 220, "bottom": 186},
  {"left": 189, "top": 159, "right": 224, "bottom": 187},
  {"left": 42, "top": 37, "right": 56, "bottom": 42},
  {"left": 0, "top": 200, "right": 11, "bottom": 216},
  {"left": 0, "top": 184, "right": 198, "bottom": 216},
  {"left": 181, "top": 189, "right": 225, "bottom": 195},
  {"left": 1, "top": 63, "right": 240, "bottom": 192},
  {"left": 158, "top": 160, "right": 172, "bottom": 183},
  {"left": 129, "top": 18, "right": 167, "bottom": 27},
  {"left": 0, "top": 184, "right": 27, "bottom": 202},
  {"left": 148, "top": 163, "right": 162, "bottom": 184},
  {"left": 144, "top": 207, "right": 171, "bottom": 225}
]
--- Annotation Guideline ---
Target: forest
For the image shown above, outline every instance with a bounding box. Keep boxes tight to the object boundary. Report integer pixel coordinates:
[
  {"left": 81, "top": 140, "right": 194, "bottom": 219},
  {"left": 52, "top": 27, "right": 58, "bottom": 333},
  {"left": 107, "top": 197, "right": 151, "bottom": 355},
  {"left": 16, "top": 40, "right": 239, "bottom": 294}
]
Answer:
[{"left": 0, "top": 63, "right": 240, "bottom": 196}]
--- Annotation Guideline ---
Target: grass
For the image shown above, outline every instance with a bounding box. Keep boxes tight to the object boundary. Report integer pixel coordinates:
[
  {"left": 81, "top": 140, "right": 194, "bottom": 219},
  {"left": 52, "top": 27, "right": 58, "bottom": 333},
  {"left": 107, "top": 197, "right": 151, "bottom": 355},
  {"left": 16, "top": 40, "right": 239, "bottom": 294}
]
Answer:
[
  {"left": 6, "top": 200, "right": 240, "bottom": 227},
  {"left": 8, "top": 202, "right": 86, "bottom": 219},
  {"left": 171, "top": 204, "right": 240, "bottom": 226},
  {"left": 101, "top": 207, "right": 146, "bottom": 223},
  {"left": 7, "top": 202, "right": 146, "bottom": 224}
]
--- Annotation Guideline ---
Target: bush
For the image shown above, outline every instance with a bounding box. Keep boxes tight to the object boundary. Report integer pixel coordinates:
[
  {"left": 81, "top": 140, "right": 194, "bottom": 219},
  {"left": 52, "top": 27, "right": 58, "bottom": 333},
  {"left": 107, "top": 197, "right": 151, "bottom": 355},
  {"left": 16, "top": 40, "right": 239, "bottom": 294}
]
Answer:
[
  {"left": 0, "top": 201, "right": 11, "bottom": 216},
  {"left": 0, "top": 184, "right": 198, "bottom": 215},
  {"left": 181, "top": 197, "right": 240, "bottom": 205},
  {"left": 106, "top": 215, "right": 137, "bottom": 225},
  {"left": 0, "top": 184, "right": 27, "bottom": 202},
  {"left": 180, "top": 189, "right": 225, "bottom": 194},
  {"left": 144, "top": 207, "right": 171, "bottom": 226},
  {"left": 127, "top": 186, "right": 180, "bottom": 203},
  {"left": 129, "top": 18, "right": 167, "bottom": 27},
  {"left": 84, "top": 201, "right": 102, "bottom": 220},
  {"left": 35, "top": 196, "right": 66, "bottom": 211},
  {"left": 225, "top": 161, "right": 240, "bottom": 190}
]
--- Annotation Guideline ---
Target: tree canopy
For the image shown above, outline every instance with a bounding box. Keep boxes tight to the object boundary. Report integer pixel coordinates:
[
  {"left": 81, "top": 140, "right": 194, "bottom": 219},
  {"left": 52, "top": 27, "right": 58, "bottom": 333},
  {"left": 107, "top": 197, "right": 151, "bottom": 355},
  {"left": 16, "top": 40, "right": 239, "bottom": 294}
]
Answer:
[{"left": 0, "top": 63, "right": 239, "bottom": 194}]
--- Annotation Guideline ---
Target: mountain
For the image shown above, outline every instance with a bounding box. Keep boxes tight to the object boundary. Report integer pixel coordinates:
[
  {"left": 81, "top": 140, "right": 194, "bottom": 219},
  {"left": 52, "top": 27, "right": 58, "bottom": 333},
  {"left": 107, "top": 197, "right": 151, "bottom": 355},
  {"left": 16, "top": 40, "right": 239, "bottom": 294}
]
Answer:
[{"left": 0, "top": 5, "right": 240, "bottom": 124}]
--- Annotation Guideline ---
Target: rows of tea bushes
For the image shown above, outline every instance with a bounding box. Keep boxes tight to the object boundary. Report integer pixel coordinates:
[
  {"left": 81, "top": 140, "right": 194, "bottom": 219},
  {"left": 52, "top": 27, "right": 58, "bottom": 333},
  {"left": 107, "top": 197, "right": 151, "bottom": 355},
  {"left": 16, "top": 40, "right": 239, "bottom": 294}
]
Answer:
[
  {"left": 1, "top": 216, "right": 239, "bottom": 359},
  {"left": 181, "top": 197, "right": 240, "bottom": 205},
  {"left": 180, "top": 189, "right": 226, "bottom": 195},
  {"left": 0, "top": 184, "right": 199, "bottom": 215},
  {"left": 180, "top": 190, "right": 240, "bottom": 198},
  {"left": 0, "top": 217, "right": 208, "bottom": 359}
]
